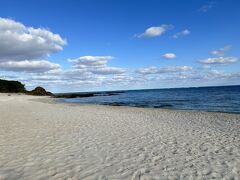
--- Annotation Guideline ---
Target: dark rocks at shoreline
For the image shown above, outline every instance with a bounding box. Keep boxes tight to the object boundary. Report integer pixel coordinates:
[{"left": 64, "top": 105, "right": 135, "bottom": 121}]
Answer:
[
  {"left": 54, "top": 93, "right": 96, "bottom": 98},
  {"left": 54, "top": 91, "right": 124, "bottom": 98}
]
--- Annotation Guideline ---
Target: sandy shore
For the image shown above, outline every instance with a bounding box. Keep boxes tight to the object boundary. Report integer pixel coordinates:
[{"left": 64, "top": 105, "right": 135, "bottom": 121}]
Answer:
[{"left": 0, "top": 94, "right": 240, "bottom": 180}]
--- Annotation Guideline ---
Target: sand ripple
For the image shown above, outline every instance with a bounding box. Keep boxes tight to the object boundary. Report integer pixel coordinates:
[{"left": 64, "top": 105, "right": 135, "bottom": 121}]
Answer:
[{"left": 0, "top": 94, "right": 240, "bottom": 179}]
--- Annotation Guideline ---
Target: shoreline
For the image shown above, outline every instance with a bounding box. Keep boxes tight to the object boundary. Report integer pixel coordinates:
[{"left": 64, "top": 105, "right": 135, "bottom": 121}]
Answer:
[
  {"left": 54, "top": 97, "right": 240, "bottom": 115},
  {"left": 52, "top": 85, "right": 240, "bottom": 114},
  {"left": 0, "top": 93, "right": 240, "bottom": 179}
]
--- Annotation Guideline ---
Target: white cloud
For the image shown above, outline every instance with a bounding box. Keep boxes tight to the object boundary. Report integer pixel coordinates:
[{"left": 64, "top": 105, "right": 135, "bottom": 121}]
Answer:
[
  {"left": 210, "top": 45, "right": 231, "bottom": 56},
  {"left": 69, "top": 56, "right": 126, "bottom": 75},
  {"left": 0, "top": 60, "right": 60, "bottom": 73},
  {"left": 173, "top": 29, "right": 190, "bottom": 39},
  {"left": 162, "top": 53, "right": 176, "bottom": 59},
  {"left": 69, "top": 56, "right": 114, "bottom": 66},
  {"left": 199, "top": 57, "right": 238, "bottom": 65},
  {"left": 0, "top": 17, "right": 66, "bottom": 61},
  {"left": 136, "top": 66, "right": 192, "bottom": 75},
  {"left": 136, "top": 24, "right": 173, "bottom": 38}
]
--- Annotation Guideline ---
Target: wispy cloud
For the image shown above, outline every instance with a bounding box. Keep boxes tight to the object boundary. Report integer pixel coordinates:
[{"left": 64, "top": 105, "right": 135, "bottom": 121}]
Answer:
[
  {"left": 136, "top": 24, "right": 173, "bottom": 38},
  {"left": 199, "top": 57, "right": 238, "bottom": 65},
  {"left": 199, "top": 2, "right": 215, "bottom": 12},
  {"left": 210, "top": 45, "right": 232, "bottom": 56},
  {"left": 136, "top": 66, "right": 192, "bottom": 75},
  {"left": 162, "top": 53, "right": 176, "bottom": 59},
  {"left": 206, "top": 70, "right": 240, "bottom": 79},
  {"left": 173, "top": 29, "right": 190, "bottom": 39}
]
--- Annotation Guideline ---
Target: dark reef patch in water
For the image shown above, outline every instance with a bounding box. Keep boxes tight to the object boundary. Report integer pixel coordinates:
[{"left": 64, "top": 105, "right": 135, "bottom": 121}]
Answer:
[{"left": 54, "top": 91, "right": 124, "bottom": 98}]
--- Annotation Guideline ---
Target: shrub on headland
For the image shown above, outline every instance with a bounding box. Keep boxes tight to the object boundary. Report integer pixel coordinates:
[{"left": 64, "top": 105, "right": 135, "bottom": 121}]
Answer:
[
  {"left": 0, "top": 79, "right": 53, "bottom": 96},
  {"left": 0, "top": 79, "right": 26, "bottom": 93}
]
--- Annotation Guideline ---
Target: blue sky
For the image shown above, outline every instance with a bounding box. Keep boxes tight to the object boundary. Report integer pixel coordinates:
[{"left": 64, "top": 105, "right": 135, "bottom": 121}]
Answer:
[{"left": 0, "top": 0, "right": 239, "bottom": 92}]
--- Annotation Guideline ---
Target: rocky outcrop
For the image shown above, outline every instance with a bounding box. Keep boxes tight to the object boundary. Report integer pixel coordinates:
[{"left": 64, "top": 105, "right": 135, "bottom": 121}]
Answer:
[{"left": 27, "top": 86, "right": 53, "bottom": 96}]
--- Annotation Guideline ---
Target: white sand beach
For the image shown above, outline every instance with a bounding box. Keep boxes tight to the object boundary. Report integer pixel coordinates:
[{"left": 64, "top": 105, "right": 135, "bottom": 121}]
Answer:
[{"left": 0, "top": 94, "right": 240, "bottom": 180}]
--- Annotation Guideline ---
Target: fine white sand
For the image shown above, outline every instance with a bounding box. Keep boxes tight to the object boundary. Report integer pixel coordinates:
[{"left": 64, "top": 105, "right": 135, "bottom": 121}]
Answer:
[{"left": 0, "top": 93, "right": 240, "bottom": 180}]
